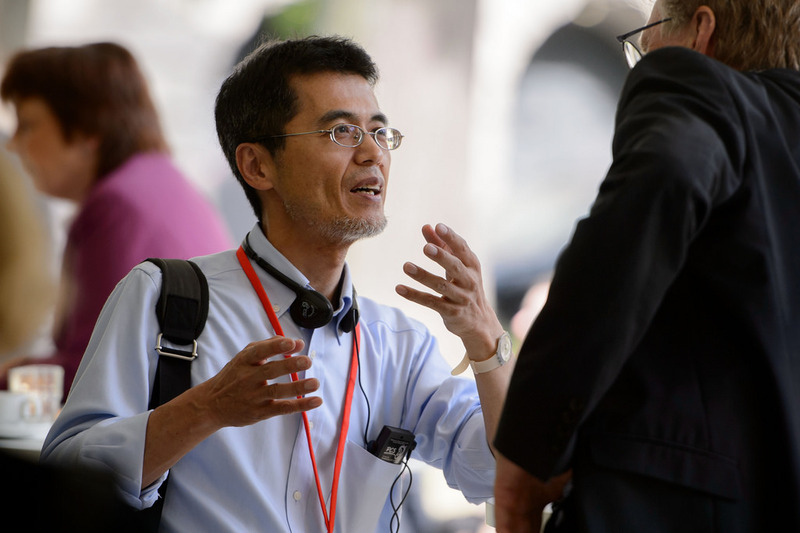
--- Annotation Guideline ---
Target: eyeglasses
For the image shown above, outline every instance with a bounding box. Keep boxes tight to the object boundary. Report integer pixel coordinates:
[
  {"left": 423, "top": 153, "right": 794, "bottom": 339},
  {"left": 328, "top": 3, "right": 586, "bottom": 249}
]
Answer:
[
  {"left": 263, "top": 123, "right": 404, "bottom": 151},
  {"left": 616, "top": 18, "right": 672, "bottom": 68}
]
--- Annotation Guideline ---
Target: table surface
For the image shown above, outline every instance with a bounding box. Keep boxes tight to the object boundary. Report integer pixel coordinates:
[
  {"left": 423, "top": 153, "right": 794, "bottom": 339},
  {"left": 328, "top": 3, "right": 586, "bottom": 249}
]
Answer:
[{"left": 0, "top": 422, "right": 50, "bottom": 461}]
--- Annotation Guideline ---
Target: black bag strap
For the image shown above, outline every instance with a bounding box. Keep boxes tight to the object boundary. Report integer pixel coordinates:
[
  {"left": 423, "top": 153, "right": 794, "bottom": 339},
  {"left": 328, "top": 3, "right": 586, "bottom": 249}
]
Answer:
[
  {"left": 146, "top": 258, "right": 208, "bottom": 408},
  {"left": 141, "top": 258, "right": 209, "bottom": 530}
]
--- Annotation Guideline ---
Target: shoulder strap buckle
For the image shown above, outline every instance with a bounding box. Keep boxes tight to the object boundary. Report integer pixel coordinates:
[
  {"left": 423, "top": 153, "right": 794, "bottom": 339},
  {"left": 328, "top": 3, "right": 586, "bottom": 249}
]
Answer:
[{"left": 155, "top": 333, "right": 198, "bottom": 361}]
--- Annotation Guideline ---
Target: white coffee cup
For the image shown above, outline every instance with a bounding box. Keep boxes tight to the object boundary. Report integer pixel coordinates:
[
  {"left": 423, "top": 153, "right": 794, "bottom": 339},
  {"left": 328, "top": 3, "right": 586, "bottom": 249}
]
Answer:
[
  {"left": 8, "top": 364, "right": 64, "bottom": 422},
  {"left": 0, "top": 391, "right": 41, "bottom": 424}
]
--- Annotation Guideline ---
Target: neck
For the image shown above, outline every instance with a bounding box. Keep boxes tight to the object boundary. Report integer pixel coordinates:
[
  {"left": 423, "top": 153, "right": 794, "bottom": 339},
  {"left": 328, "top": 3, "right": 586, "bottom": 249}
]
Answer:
[{"left": 260, "top": 223, "right": 350, "bottom": 302}]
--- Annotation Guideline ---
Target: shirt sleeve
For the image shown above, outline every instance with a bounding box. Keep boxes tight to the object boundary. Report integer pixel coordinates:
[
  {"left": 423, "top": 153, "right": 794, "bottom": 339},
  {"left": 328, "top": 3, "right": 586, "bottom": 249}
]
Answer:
[
  {"left": 494, "top": 47, "right": 746, "bottom": 480},
  {"left": 393, "top": 323, "right": 495, "bottom": 504},
  {"left": 41, "top": 263, "right": 167, "bottom": 509}
]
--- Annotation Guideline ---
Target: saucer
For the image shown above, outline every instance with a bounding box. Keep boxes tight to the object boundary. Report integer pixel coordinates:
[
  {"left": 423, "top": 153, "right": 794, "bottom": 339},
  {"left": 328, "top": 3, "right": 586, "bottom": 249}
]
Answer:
[{"left": 0, "top": 421, "right": 51, "bottom": 440}]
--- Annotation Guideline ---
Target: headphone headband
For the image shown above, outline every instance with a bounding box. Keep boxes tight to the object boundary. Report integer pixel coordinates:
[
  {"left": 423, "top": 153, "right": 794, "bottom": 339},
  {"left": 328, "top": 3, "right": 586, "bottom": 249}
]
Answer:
[{"left": 241, "top": 236, "right": 358, "bottom": 331}]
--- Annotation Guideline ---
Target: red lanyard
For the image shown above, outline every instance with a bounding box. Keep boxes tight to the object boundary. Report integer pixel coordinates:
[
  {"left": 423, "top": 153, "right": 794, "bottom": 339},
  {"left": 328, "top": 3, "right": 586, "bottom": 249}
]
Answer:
[{"left": 236, "top": 246, "right": 358, "bottom": 533}]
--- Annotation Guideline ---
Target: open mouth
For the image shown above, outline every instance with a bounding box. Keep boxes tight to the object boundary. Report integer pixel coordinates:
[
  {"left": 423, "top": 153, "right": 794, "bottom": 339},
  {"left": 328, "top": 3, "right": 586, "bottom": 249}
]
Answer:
[{"left": 351, "top": 185, "right": 381, "bottom": 195}]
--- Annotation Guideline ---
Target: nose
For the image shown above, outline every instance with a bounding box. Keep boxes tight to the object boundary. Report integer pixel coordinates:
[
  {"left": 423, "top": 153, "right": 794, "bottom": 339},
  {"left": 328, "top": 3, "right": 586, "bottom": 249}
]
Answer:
[{"left": 354, "top": 135, "right": 386, "bottom": 166}]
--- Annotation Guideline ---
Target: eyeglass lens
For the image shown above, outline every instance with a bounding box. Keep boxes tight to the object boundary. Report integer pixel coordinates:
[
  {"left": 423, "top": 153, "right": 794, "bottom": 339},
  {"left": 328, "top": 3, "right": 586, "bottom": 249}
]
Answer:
[
  {"left": 331, "top": 124, "right": 402, "bottom": 150},
  {"left": 616, "top": 18, "right": 672, "bottom": 69},
  {"left": 622, "top": 41, "right": 642, "bottom": 68}
]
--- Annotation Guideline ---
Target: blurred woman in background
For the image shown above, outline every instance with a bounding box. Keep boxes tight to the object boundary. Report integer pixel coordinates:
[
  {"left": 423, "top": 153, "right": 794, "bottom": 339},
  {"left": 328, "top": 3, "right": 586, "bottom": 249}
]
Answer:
[{"left": 0, "top": 42, "right": 232, "bottom": 394}]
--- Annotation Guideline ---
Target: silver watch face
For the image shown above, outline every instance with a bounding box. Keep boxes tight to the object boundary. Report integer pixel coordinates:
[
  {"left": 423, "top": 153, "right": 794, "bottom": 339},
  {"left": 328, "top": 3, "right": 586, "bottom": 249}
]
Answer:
[{"left": 497, "top": 332, "right": 512, "bottom": 362}]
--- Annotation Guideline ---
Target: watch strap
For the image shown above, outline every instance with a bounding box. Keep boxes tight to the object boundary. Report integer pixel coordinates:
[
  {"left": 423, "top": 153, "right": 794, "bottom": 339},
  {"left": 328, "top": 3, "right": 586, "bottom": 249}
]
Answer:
[
  {"left": 451, "top": 353, "right": 471, "bottom": 375},
  {"left": 470, "top": 354, "right": 503, "bottom": 374},
  {"left": 450, "top": 331, "right": 511, "bottom": 375}
]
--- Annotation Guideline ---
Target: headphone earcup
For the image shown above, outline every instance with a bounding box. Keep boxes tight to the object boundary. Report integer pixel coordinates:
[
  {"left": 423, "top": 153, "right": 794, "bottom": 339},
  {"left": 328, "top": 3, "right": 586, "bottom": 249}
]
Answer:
[{"left": 289, "top": 289, "right": 334, "bottom": 329}]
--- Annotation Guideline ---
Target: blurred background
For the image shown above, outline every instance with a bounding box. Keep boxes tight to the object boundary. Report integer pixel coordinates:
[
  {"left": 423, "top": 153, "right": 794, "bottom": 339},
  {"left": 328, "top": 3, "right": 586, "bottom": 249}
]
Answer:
[{"left": 0, "top": 0, "right": 650, "bottom": 530}]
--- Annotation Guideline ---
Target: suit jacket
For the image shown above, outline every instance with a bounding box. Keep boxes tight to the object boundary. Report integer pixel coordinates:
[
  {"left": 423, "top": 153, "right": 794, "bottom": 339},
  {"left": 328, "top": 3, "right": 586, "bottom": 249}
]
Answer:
[{"left": 495, "top": 47, "right": 800, "bottom": 532}]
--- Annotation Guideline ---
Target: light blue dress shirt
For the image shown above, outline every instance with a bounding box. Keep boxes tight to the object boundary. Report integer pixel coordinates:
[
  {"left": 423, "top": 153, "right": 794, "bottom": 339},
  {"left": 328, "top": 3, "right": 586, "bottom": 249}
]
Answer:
[{"left": 41, "top": 225, "right": 495, "bottom": 532}]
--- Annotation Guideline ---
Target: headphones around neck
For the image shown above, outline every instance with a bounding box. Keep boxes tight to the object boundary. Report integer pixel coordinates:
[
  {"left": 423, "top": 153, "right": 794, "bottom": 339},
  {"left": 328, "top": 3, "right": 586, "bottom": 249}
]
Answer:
[{"left": 241, "top": 237, "right": 358, "bottom": 331}]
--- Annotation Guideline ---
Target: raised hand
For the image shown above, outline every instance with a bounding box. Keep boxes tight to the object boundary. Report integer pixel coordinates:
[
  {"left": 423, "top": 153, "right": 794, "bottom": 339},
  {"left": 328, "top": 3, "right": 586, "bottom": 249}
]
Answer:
[
  {"left": 200, "top": 336, "right": 322, "bottom": 428},
  {"left": 142, "top": 336, "right": 321, "bottom": 487},
  {"left": 396, "top": 223, "right": 503, "bottom": 357}
]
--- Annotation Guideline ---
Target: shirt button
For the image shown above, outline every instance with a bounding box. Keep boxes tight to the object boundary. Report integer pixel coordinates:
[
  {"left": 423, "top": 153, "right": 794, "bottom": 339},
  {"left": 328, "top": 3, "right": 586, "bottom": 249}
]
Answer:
[
  {"left": 273, "top": 304, "right": 280, "bottom": 313},
  {"left": 308, "top": 421, "right": 314, "bottom": 430},
  {"left": 309, "top": 350, "right": 317, "bottom": 360},
  {"left": 293, "top": 491, "right": 302, "bottom": 501}
]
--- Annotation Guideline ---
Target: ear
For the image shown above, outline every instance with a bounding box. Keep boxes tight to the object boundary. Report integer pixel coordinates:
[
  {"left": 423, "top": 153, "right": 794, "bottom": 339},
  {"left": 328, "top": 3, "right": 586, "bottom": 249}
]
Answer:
[
  {"left": 235, "top": 142, "right": 276, "bottom": 191},
  {"left": 692, "top": 6, "right": 716, "bottom": 56}
]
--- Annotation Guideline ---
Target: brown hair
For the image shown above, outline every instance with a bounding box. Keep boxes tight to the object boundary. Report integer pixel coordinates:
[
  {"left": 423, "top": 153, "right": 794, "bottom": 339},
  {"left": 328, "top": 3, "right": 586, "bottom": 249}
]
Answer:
[
  {"left": 1, "top": 42, "right": 168, "bottom": 179},
  {"left": 0, "top": 151, "right": 54, "bottom": 354},
  {"left": 661, "top": 0, "right": 800, "bottom": 70}
]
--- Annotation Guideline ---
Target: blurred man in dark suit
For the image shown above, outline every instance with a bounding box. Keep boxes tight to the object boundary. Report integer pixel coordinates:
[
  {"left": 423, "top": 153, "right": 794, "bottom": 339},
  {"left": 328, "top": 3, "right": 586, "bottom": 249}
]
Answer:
[{"left": 494, "top": 1, "right": 800, "bottom": 531}]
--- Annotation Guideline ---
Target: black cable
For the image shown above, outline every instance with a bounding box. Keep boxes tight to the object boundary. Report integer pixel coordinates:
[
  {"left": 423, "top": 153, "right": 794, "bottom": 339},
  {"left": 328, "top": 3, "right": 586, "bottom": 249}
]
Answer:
[
  {"left": 354, "top": 310, "right": 413, "bottom": 532},
  {"left": 354, "top": 325, "right": 371, "bottom": 445},
  {"left": 389, "top": 456, "right": 413, "bottom": 533}
]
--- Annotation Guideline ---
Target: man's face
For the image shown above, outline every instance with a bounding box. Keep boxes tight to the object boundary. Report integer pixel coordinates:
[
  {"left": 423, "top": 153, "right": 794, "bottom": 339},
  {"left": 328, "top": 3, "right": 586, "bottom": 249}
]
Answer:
[{"left": 265, "top": 71, "right": 390, "bottom": 246}]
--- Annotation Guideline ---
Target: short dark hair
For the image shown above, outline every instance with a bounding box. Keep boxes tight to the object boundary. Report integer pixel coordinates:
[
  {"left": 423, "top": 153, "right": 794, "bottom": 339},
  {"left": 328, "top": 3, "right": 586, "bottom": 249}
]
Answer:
[
  {"left": 1, "top": 42, "right": 168, "bottom": 179},
  {"left": 214, "top": 35, "right": 379, "bottom": 221}
]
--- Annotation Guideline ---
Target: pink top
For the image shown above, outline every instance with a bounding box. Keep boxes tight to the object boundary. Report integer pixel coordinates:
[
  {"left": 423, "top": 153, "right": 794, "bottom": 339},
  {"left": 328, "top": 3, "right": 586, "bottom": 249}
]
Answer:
[{"left": 49, "top": 153, "right": 233, "bottom": 394}]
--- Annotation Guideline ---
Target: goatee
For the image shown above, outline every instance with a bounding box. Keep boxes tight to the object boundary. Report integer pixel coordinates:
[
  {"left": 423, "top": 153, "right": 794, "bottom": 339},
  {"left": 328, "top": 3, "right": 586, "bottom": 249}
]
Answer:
[{"left": 285, "top": 201, "right": 387, "bottom": 244}]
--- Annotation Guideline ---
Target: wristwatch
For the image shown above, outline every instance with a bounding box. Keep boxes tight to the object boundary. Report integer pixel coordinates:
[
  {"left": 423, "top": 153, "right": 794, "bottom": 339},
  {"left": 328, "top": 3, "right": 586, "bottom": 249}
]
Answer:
[{"left": 451, "top": 331, "right": 512, "bottom": 375}]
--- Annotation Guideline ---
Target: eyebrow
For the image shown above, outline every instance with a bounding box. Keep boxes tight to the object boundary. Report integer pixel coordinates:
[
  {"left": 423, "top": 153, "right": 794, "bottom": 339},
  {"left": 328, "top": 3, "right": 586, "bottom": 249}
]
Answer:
[{"left": 318, "top": 109, "right": 388, "bottom": 127}]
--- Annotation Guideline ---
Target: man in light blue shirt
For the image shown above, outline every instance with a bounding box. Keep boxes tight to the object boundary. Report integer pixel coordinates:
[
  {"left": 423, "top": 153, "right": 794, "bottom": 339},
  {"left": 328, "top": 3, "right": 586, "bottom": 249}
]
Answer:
[{"left": 42, "top": 36, "right": 513, "bottom": 532}]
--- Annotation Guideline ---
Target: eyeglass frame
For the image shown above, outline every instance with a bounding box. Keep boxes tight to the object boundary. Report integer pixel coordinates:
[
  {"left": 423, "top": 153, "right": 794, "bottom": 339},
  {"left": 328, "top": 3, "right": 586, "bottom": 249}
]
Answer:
[
  {"left": 616, "top": 18, "right": 672, "bottom": 68},
  {"left": 253, "top": 123, "right": 404, "bottom": 151}
]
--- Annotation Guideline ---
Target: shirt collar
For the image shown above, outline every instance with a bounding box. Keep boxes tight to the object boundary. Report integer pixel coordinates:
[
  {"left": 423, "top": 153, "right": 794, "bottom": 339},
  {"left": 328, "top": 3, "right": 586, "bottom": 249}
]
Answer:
[{"left": 244, "top": 224, "right": 357, "bottom": 334}]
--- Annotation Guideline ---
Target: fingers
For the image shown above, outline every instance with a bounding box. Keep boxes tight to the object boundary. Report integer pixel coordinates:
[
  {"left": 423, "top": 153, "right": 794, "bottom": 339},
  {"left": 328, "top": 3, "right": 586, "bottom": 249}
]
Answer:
[
  {"left": 240, "top": 341, "right": 320, "bottom": 397},
  {"left": 398, "top": 223, "right": 504, "bottom": 354},
  {"left": 251, "top": 360, "right": 322, "bottom": 420},
  {"left": 400, "top": 261, "right": 463, "bottom": 302},
  {"left": 395, "top": 278, "right": 455, "bottom": 317},
  {"left": 396, "top": 223, "right": 482, "bottom": 307},
  {"left": 206, "top": 338, "right": 322, "bottom": 428},
  {"left": 419, "top": 224, "right": 482, "bottom": 291},
  {"left": 262, "top": 396, "right": 324, "bottom": 418},
  {"left": 546, "top": 470, "right": 572, "bottom": 501},
  {"left": 239, "top": 336, "right": 305, "bottom": 366},
  {"left": 422, "top": 223, "right": 480, "bottom": 272},
  {"left": 260, "top": 372, "right": 319, "bottom": 400},
  {"left": 420, "top": 223, "right": 447, "bottom": 250}
]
